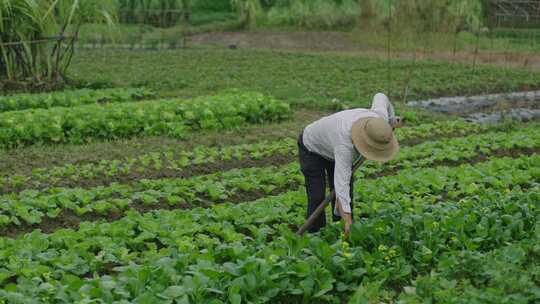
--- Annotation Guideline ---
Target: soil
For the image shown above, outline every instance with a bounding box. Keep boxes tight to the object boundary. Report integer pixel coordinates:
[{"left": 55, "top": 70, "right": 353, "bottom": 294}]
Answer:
[{"left": 1, "top": 147, "right": 537, "bottom": 239}]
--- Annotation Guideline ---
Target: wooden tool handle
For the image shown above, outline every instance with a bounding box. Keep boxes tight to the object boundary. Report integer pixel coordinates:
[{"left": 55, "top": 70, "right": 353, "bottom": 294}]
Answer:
[{"left": 296, "top": 157, "right": 365, "bottom": 235}]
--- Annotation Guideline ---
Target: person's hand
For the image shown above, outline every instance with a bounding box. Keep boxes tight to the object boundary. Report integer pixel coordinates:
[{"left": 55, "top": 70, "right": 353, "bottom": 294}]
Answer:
[
  {"left": 343, "top": 221, "right": 352, "bottom": 236},
  {"left": 337, "top": 201, "right": 353, "bottom": 236},
  {"left": 390, "top": 116, "right": 405, "bottom": 129}
]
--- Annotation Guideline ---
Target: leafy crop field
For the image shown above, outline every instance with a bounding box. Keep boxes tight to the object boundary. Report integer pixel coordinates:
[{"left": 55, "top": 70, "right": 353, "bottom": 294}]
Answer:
[
  {"left": 0, "top": 91, "right": 289, "bottom": 148},
  {"left": 0, "top": 88, "right": 155, "bottom": 112},
  {"left": 1, "top": 48, "right": 540, "bottom": 303},
  {"left": 71, "top": 49, "right": 540, "bottom": 107}
]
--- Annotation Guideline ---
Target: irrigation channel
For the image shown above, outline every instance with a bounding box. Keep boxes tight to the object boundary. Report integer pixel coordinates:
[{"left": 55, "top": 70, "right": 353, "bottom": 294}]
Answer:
[{"left": 408, "top": 90, "right": 540, "bottom": 123}]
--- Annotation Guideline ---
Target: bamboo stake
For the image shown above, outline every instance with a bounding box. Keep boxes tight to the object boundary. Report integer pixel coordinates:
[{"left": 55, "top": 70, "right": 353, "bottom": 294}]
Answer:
[
  {"left": 0, "top": 36, "right": 70, "bottom": 47},
  {"left": 402, "top": 31, "right": 417, "bottom": 104},
  {"left": 386, "top": 0, "right": 393, "bottom": 96}
]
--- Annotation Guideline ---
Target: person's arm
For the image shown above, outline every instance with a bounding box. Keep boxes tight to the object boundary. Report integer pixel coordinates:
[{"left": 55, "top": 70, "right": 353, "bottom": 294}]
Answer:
[
  {"left": 371, "top": 93, "right": 404, "bottom": 129},
  {"left": 371, "top": 93, "right": 391, "bottom": 121},
  {"left": 333, "top": 145, "right": 355, "bottom": 234}
]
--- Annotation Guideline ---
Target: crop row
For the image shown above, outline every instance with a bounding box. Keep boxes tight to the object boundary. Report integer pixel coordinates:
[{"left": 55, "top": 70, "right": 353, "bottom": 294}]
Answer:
[
  {"left": 0, "top": 164, "right": 301, "bottom": 229},
  {"left": 0, "top": 120, "right": 520, "bottom": 192},
  {"left": 0, "top": 155, "right": 538, "bottom": 302},
  {"left": 0, "top": 126, "right": 538, "bottom": 230},
  {"left": 392, "top": 119, "right": 490, "bottom": 142},
  {"left": 0, "top": 90, "right": 291, "bottom": 148},
  {"left": 0, "top": 88, "right": 155, "bottom": 112},
  {"left": 0, "top": 139, "right": 297, "bottom": 193},
  {"left": 357, "top": 123, "right": 540, "bottom": 178}
]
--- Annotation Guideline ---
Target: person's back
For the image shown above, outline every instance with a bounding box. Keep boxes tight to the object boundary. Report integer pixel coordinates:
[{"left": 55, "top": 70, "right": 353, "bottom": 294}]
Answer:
[{"left": 303, "top": 108, "right": 378, "bottom": 162}]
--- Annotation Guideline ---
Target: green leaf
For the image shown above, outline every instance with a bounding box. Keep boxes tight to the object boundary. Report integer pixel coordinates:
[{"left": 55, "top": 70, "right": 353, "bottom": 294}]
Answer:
[{"left": 161, "top": 285, "right": 185, "bottom": 299}]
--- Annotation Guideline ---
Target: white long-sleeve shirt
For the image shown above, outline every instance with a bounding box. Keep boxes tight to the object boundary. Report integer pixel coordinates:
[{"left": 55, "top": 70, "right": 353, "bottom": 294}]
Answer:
[{"left": 302, "top": 93, "right": 395, "bottom": 214}]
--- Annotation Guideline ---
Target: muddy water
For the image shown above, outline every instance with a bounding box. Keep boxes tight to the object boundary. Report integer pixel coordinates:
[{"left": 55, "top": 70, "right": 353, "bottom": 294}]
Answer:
[
  {"left": 465, "top": 108, "right": 540, "bottom": 124},
  {"left": 407, "top": 91, "right": 540, "bottom": 115},
  {"left": 408, "top": 91, "right": 540, "bottom": 124}
]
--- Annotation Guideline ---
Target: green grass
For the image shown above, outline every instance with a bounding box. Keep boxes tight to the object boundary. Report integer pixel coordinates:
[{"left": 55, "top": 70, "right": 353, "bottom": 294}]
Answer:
[
  {"left": 70, "top": 48, "right": 540, "bottom": 108},
  {"left": 258, "top": 0, "right": 359, "bottom": 30},
  {"left": 189, "top": 11, "right": 237, "bottom": 26},
  {"left": 77, "top": 23, "right": 540, "bottom": 54},
  {"left": 351, "top": 28, "right": 540, "bottom": 53},
  {"left": 77, "top": 18, "right": 243, "bottom": 47}
]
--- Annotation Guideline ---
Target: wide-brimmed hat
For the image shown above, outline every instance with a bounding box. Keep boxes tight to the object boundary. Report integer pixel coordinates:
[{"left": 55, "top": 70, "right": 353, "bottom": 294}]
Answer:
[{"left": 351, "top": 117, "right": 399, "bottom": 163}]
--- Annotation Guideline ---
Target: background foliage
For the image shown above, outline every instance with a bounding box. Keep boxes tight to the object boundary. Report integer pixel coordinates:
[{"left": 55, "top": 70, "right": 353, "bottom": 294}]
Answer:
[
  {"left": 0, "top": 0, "right": 114, "bottom": 86},
  {"left": 2, "top": 0, "right": 536, "bottom": 90}
]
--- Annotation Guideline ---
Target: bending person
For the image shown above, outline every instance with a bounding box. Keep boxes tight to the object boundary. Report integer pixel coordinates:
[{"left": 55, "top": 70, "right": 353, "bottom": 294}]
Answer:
[{"left": 297, "top": 93, "right": 404, "bottom": 235}]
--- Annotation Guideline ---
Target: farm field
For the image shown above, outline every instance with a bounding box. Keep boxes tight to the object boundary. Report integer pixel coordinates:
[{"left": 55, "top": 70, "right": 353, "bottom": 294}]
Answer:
[
  {"left": 70, "top": 48, "right": 540, "bottom": 105},
  {"left": 1, "top": 48, "right": 540, "bottom": 303},
  {"left": 3, "top": 0, "right": 540, "bottom": 302}
]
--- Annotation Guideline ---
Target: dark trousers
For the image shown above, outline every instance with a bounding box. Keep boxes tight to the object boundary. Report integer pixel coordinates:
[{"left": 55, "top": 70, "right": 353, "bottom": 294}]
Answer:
[{"left": 298, "top": 132, "right": 354, "bottom": 233}]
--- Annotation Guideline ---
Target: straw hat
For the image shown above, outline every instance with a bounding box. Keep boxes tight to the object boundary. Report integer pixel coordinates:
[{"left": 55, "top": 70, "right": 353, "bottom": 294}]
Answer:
[{"left": 351, "top": 117, "right": 399, "bottom": 163}]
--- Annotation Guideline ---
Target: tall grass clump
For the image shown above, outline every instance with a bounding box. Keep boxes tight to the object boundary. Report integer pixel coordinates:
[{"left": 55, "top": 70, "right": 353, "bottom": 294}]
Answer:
[
  {"left": 0, "top": 0, "right": 115, "bottom": 87},
  {"left": 263, "top": 0, "right": 360, "bottom": 30},
  {"left": 231, "top": 0, "right": 262, "bottom": 29},
  {"left": 354, "top": 0, "right": 485, "bottom": 53},
  {"left": 360, "top": 0, "right": 484, "bottom": 33},
  {"left": 116, "top": 0, "right": 191, "bottom": 27}
]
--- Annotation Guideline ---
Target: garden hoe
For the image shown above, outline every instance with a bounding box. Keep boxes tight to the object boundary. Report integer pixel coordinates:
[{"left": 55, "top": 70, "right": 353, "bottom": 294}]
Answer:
[{"left": 296, "top": 157, "right": 366, "bottom": 235}]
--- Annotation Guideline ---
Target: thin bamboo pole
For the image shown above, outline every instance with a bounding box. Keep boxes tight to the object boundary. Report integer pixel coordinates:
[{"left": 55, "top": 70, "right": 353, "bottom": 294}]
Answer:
[
  {"left": 402, "top": 30, "right": 417, "bottom": 104},
  {"left": 0, "top": 36, "right": 69, "bottom": 47},
  {"left": 386, "top": 0, "right": 392, "bottom": 96}
]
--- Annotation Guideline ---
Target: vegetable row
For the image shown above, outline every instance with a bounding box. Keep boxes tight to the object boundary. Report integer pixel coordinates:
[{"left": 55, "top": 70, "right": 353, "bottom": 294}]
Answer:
[
  {"left": 393, "top": 118, "right": 489, "bottom": 141},
  {"left": 0, "top": 138, "right": 298, "bottom": 193},
  {"left": 0, "top": 165, "right": 302, "bottom": 228},
  {"left": 0, "top": 155, "right": 538, "bottom": 302},
  {"left": 357, "top": 123, "right": 540, "bottom": 178},
  {"left": 0, "top": 88, "right": 155, "bottom": 112},
  {"left": 0, "top": 120, "right": 522, "bottom": 193},
  {"left": 0, "top": 90, "right": 291, "bottom": 148},
  {"left": 0, "top": 126, "right": 538, "bottom": 228}
]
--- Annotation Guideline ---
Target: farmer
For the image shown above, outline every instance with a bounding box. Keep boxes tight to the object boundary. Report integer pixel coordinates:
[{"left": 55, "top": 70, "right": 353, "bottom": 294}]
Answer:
[{"left": 297, "top": 93, "right": 403, "bottom": 235}]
